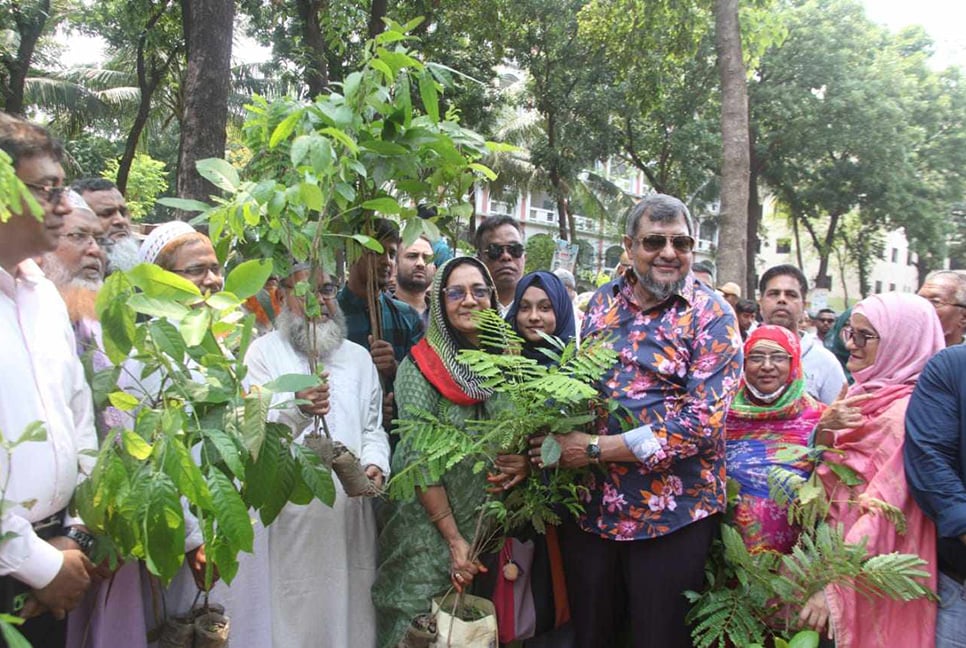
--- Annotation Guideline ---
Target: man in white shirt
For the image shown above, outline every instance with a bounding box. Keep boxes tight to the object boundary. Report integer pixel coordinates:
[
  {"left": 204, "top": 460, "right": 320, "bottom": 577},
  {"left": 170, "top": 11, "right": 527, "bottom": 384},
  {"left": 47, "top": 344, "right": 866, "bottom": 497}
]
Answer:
[
  {"left": 0, "top": 113, "right": 98, "bottom": 645},
  {"left": 234, "top": 264, "right": 389, "bottom": 647},
  {"left": 758, "top": 264, "right": 847, "bottom": 404}
]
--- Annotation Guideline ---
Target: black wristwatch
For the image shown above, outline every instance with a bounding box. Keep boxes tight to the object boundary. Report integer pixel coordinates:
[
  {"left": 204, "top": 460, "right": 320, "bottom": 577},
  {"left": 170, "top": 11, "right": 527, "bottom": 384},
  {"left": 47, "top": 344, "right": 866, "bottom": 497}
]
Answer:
[
  {"left": 66, "top": 527, "right": 95, "bottom": 558},
  {"left": 586, "top": 435, "right": 601, "bottom": 464}
]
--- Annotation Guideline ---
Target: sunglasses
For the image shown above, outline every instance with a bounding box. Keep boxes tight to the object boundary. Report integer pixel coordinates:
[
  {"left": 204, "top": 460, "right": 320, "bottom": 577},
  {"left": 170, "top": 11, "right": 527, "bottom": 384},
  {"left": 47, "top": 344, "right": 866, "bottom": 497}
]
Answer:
[
  {"left": 483, "top": 243, "right": 525, "bottom": 260},
  {"left": 841, "top": 325, "right": 880, "bottom": 349},
  {"left": 632, "top": 234, "right": 695, "bottom": 253},
  {"left": 444, "top": 285, "right": 492, "bottom": 303}
]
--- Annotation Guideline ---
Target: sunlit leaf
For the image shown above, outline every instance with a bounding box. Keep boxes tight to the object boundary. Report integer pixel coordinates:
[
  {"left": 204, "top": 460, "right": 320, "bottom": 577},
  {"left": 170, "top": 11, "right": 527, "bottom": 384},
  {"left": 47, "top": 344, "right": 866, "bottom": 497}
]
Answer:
[{"left": 224, "top": 259, "right": 273, "bottom": 300}]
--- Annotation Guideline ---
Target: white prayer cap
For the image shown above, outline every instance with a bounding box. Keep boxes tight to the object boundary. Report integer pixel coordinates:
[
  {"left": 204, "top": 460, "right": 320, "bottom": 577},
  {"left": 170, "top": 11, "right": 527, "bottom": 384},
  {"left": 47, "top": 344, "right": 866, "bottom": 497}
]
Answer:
[
  {"left": 66, "top": 190, "right": 95, "bottom": 217},
  {"left": 138, "top": 221, "right": 197, "bottom": 265}
]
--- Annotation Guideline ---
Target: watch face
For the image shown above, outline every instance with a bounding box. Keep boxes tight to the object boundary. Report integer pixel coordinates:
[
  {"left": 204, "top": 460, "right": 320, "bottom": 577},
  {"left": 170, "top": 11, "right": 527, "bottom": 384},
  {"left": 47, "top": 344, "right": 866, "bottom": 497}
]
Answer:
[{"left": 587, "top": 443, "right": 601, "bottom": 459}]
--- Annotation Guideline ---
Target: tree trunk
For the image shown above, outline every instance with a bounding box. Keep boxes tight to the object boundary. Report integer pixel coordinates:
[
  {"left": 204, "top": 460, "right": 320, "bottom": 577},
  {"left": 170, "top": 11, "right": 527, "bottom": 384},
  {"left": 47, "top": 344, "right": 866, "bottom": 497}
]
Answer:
[
  {"left": 296, "top": 0, "right": 329, "bottom": 98},
  {"left": 713, "top": 0, "right": 750, "bottom": 289},
  {"left": 176, "top": 0, "right": 234, "bottom": 215},
  {"left": 2, "top": 0, "right": 50, "bottom": 115},
  {"left": 368, "top": 0, "right": 388, "bottom": 39},
  {"left": 117, "top": 95, "right": 153, "bottom": 194},
  {"left": 813, "top": 212, "right": 840, "bottom": 289},
  {"left": 747, "top": 144, "right": 762, "bottom": 298}
]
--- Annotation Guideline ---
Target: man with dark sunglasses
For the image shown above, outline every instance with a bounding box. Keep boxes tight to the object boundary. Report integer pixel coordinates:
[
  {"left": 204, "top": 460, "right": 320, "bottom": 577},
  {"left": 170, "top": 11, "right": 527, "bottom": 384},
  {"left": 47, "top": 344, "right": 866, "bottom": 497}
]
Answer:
[
  {"left": 814, "top": 308, "right": 837, "bottom": 343},
  {"left": 530, "top": 194, "right": 742, "bottom": 647},
  {"left": 475, "top": 215, "right": 525, "bottom": 314}
]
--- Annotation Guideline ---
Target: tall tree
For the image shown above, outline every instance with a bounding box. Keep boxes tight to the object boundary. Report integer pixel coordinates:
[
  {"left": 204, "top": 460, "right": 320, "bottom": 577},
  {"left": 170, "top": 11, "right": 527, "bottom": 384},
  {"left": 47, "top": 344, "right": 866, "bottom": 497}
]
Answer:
[
  {"left": 176, "top": 0, "right": 234, "bottom": 212},
  {"left": 714, "top": 0, "right": 750, "bottom": 288},
  {"left": 0, "top": 0, "right": 63, "bottom": 115}
]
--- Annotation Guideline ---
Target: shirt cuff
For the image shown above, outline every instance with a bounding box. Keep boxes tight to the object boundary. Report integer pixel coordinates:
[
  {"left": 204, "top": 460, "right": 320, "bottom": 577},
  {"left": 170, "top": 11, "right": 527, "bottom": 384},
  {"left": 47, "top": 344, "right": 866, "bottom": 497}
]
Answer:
[
  {"left": 623, "top": 424, "right": 661, "bottom": 463},
  {"left": 14, "top": 536, "right": 65, "bottom": 590}
]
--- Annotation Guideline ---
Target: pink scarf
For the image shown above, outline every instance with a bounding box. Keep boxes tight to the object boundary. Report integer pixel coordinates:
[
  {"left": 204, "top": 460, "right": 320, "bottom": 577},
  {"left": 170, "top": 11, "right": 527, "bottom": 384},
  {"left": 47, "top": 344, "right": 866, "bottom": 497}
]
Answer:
[{"left": 819, "top": 293, "right": 944, "bottom": 648}]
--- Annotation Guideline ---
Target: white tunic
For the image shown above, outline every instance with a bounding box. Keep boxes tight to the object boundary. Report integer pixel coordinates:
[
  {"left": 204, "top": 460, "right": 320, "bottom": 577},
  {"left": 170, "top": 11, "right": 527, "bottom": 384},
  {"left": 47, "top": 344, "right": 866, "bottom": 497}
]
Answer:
[
  {"left": 218, "top": 331, "right": 389, "bottom": 648},
  {"left": 0, "top": 260, "right": 97, "bottom": 588}
]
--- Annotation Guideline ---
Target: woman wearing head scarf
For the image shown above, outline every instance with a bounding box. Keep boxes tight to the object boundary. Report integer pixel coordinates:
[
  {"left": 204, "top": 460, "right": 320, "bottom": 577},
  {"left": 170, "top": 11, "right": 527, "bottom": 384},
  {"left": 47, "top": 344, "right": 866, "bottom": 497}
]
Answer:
[
  {"left": 507, "top": 271, "right": 576, "bottom": 365},
  {"left": 373, "top": 257, "right": 526, "bottom": 648},
  {"left": 800, "top": 293, "right": 944, "bottom": 647},
  {"left": 725, "top": 325, "right": 825, "bottom": 554}
]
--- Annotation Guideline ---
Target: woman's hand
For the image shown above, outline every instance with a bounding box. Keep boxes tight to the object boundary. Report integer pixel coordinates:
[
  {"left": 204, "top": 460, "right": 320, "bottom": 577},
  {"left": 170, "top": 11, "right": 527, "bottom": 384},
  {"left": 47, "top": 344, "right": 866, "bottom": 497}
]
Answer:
[
  {"left": 486, "top": 454, "right": 529, "bottom": 492},
  {"left": 799, "top": 591, "right": 834, "bottom": 640},
  {"left": 448, "top": 536, "right": 487, "bottom": 593},
  {"left": 815, "top": 393, "right": 872, "bottom": 445}
]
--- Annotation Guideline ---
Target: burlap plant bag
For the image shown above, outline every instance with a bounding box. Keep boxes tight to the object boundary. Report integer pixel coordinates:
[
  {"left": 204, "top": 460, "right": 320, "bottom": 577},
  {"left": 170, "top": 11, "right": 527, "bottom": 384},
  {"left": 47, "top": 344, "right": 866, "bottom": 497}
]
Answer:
[
  {"left": 431, "top": 594, "right": 498, "bottom": 648},
  {"left": 158, "top": 615, "right": 194, "bottom": 648},
  {"left": 304, "top": 435, "right": 379, "bottom": 497},
  {"left": 193, "top": 610, "right": 230, "bottom": 648}
]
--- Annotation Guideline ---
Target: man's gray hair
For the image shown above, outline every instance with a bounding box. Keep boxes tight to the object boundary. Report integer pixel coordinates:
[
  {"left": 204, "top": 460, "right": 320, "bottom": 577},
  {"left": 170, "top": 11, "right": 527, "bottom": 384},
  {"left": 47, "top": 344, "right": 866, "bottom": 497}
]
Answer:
[
  {"left": 553, "top": 268, "right": 576, "bottom": 290},
  {"left": 624, "top": 194, "right": 694, "bottom": 237},
  {"left": 925, "top": 269, "right": 966, "bottom": 305}
]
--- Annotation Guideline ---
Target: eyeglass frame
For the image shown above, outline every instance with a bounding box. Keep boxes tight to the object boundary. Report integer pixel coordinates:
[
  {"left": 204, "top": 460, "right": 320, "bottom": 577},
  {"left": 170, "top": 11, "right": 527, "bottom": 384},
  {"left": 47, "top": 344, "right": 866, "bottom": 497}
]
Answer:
[
  {"left": 59, "top": 230, "right": 113, "bottom": 248},
  {"left": 171, "top": 263, "right": 223, "bottom": 280},
  {"left": 444, "top": 284, "right": 493, "bottom": 303},
  {"left": 22, "top": 181, "right": 69, "bottom": 205},
  {"left": 745, "top": 352, "right": 793, "bottom": 367},
  {"left": 482, "top": 243, "right": 525, "bottom": 260},
  {"left": 841, "top": 325, "right": 880, "bottom": 349},
  {"left": 925, "top": 297, "right": 966, "bottom": 310},
  {"left": 631, "top": 234, "right": 696, "bottom": 253}
]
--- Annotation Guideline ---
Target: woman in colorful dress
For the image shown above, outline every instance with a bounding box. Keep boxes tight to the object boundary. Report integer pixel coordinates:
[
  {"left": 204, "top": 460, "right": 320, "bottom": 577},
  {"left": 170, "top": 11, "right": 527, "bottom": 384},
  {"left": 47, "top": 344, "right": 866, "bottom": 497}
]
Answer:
[
  {"left": 373, "top": 257, "right": 526, "bottom": 648},
  {"left": 800, "top": 292, "right": 944, "bottom": 647},
  {"left": 725, "top": 324, "right": 825, "bottom": 554}
]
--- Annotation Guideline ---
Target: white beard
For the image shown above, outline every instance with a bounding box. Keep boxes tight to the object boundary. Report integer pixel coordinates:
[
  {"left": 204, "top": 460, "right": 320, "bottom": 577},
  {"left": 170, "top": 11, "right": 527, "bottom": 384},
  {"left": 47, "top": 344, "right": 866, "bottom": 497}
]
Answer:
[
  {"left": 276, "top": 306, "right": 347, "bottom": 362},
  {"left": 106, "top": 236, "right": 141, "bottom": 274},
  {"left": 42, "top": 253, "right": 103, "bottom": 291}
]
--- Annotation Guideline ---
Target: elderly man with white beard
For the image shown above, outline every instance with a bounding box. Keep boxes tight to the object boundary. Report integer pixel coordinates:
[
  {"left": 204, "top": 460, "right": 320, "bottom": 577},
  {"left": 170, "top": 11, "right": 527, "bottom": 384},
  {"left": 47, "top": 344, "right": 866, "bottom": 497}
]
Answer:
[
  {"left": 71, "top": 177, "right": 140, "bottom": 274},
  {"left": 234, "top": 264, "right": 389, "bottom": 648}
]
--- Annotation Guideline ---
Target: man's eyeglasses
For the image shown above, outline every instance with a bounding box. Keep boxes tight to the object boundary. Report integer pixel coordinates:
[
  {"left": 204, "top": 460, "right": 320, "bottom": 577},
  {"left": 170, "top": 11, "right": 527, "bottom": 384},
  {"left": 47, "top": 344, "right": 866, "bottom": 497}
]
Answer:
[
  {"left": 171, "top": 264, "right": 223, "bottom": 280},
  {"left": 483, "top": 243, "right": 525, "bottom": 260},
  {"left": 633, "top": 234, "right": 695, "bottom": 253},
  {"left": 444, "top": 285, "right": 492, "bottom": 303},
  {"left": 60, "top": 231, "right": 112, "bottom": 248},
  {"left": 841, "top": 326, "right": 880, "bottom": 348},
  {"left": 315, "top": 283, "right": 338, "bottom": 299},
  {"left": 23, "top": 182, "right": 68, "bottom": 205},
  {"left": 925, "top": 297, "right": 966, "bottom": 310},
  {"left": 745, "top": 352, "right": 792, "bottom": 367}
]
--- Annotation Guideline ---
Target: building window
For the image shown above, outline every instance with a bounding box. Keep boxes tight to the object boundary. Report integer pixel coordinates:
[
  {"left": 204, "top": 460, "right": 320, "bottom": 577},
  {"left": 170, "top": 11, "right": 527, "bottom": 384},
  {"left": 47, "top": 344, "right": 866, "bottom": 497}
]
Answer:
[
  {"left": 775, "top": 238, "right": 791, "bottom": 254},
  {"left": 891, "top": 248, "right": 898, "bottom": 263},
  {"left": 907, "top": 249, "right": 914, "bottom": 265},
  {"left": 889, "top": 283, "right": 896, "bottom": 292},
  {"left": 874, "top": 281, "right": 882, "bottom": 293}
]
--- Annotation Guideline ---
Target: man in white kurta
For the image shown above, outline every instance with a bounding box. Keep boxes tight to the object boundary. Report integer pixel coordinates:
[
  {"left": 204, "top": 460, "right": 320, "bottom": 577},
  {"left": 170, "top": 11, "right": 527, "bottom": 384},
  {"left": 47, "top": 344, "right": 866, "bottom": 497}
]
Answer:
[{"left": 236, "top": 266, "right": 389, "bottom": 648}]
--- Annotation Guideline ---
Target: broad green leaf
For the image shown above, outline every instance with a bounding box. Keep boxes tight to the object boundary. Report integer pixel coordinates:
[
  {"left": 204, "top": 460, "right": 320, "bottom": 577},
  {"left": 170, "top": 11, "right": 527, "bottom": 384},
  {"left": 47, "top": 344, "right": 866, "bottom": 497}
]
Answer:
[
  {"left": 207, "top": 534, "right": 239, "bottom": 586},
  {"left": 295, "top": 445, "right": 336, "bottom": 507},
  {"left": 179, "top": 308, "right": 211, "bottom": 347},
  {"left": 148, "top": 319, "right": 188, "bottom": 365},
  {"left": 360, "top": 140, "right": 408, "bottom": 156},
  {"left": 469, "top": 162, "right": 497, "bottom": 181},
  {"left": 261, "top": 373, "right": 320, "bottom": 394},
  {"left": 541, "top": 436, "right": 562, "bottom": 466},
  {"left": 290, "top": 135, "right": 312, "bottom": 166},
  {"left": 0, "top": 619, "right": 30, "bottom": 648},
  {"left": 269, "top": 110, "right": 301, "bottom": 148},
  {"left": 203, "top": 428, "right": 246, "bottom": 479},
  {"left": 241, "top": 389, "right": 272, "bottom": 460},
  {"left": 91, "top": 366, "right": 122, "bottom": 409},
  {"left": 128, "top": 264, "right": 201, "bottom": 300},
  {"left": 370, "top": 59, "right": 394, "bottom": 83},
  {"left": 196, "top": 158, "right": 240, "bottom": 193},
  {"left": 13, "top": 421, "right": 46, "bottom": 445},
  {"left": 788, "top": 631, "right": 820, "bottom": 648},
  {"left": 142, "top": 474, "right": 185, "bottom": 584},
  {"left": 163, "top": 440, "right": 213, "bottom": 511},
  {"left": 351, "top": 233, "right": 384, "bottom": 253},
  {"left": 259, "top": 441, "right": 296, "bottom": 525},
  {"left": 419, "top": 73, "right": 440, "bottom": 123},
  {"left": 207, "top": 469, "right": 254, "bottom": 552},
  {"left": 122, "top": 430, "right": 153, "bottom": 460},
  {"left": 243, "top": 426, "right": 280, "bottom": 509},
  {"left": 205, "top": 292, "right": 240, "bottom": 311},
  {"left": 108, "top": 391, "right": 141, "bottom": 412},
  {"left": 224, "top": 259, "right": 274, "bottom": 300},
  {"left": 826, "top": 461, "right": 865, "bottom": 487},
  {"left": 299, "top": 182, "right": 324, "bottom": 212},
  {"left": 156, "top": 197, "right": 210, "bottom": 213},
  {"left": 97, "top": 273, "right": 136, "bottom": 364},
  {"left": 129, "top": 295, "right": 190, "bottom": 322},
  {"left": 361, "top": 196, "right": 402, "bottom": 214}
]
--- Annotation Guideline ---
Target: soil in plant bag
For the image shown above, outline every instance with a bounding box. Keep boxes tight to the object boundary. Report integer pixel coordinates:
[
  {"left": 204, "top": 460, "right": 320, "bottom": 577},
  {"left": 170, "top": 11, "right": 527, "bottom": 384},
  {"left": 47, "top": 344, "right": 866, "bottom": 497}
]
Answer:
[
  {"left": 158, "top": 615, "right": 194, "bottom": 648},
  {"left": 398, "top": 613, "right": 437, "bottom": 648},
  {"left": 193, "top": 610, "right": 230, "bottom": 648},
  {"left": 304, "top": 433, "right": 336, "bottom": 465}
]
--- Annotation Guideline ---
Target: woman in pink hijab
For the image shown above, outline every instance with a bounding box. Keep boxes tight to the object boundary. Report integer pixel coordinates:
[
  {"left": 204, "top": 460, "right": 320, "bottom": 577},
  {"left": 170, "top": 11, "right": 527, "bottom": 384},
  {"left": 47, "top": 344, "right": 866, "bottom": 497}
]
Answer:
[{"left": 800, "top": 292, "right": 944, "bottom": 647}]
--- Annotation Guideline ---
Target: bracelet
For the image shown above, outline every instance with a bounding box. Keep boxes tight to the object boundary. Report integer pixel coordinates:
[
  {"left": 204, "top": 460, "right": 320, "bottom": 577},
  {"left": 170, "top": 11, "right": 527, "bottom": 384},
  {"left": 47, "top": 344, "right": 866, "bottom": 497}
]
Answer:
[{"left": 429, "top": 508, "right": 453, "bottom": 524}]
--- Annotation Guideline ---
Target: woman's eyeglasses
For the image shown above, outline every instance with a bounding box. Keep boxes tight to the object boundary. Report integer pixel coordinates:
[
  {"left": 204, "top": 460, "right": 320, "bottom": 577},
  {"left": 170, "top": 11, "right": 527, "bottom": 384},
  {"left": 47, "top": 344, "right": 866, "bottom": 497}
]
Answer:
[
  {"left": 444, "top": 285, "right": 492, "bottom": 303},
  {"left": 483, "top": 243, "right": 525, "bottom": 260},
  {"left": 841, "top": 325, "right": 880, "bottom": 348},
  {"left": 633, "top": 234, "right": 696, "bottom": 253},
  {"left": 745, "top": 352, "right": 792, "bottom": 367}
]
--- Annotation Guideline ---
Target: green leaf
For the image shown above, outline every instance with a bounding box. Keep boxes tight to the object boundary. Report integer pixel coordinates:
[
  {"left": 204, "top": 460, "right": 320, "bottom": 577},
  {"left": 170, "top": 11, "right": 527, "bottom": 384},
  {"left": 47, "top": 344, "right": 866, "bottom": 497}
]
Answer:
[
  {"left": 207, "top": 469, "right": 254, "bottom": 552},
  {"left": 295, "top": 445, "right": 336, "bottom": 507},
  {"left": 142, "top": 473, "right": 185, "bottom": 584},
  {"left": 122, "top": 430, "right": 153, "bottom": 460},
  {"left": 148, "top": 319, "right": 188, "bottom": 364},
  {"left": 205, "top": 292, "right": 240, "bottom": 311},
  {"left": 196, "top": 158, "right": 240, "bottom": 193},
  {"left": 261, "top": 373, "right": 320, "bottom": 394},
  {"left": 156, "top": 197, "right": 210, "bottom": 213},
  {"left": 108, "top": 391, "right": 141, "bottom": 412},
  {"left": 241, "top": 390, "right": 272, "bottom": 460},
  {"left": 541, "top": 436, "right": 562, "bottom": 466},
  {"left": 0, "top": 619, "right": 30, "bottom": 648},
  {"left": 13, "top": 421, "right": 46, "bottom": 445},
  {"left": 419, "top": 73, "right": 440, "bottom": 123},
  {"left": 243, "top": 426, "right": 280, "bottom": 509},
  {"left": 826, "top": 461, "right": 865, "bottom": 487},
  {"left": 97, "top": 273, "right": 136, "bottom": 364},
  {"left": 128, "top": 295, "right": 191, "bottom": 320},
  {"left": 163, "top": 439, "right": 213, "bottom": 511},
  {"left": 469, "top": 162, "right": 497, "bottom": 181},
  {"left": 179, "top": 308, "right": 211, "bottom": 347},
  {"left": 269, "top": 110, "right": 301, "bottom": 148},
  {"left": 128, "top": 264, "right": 201, "bottom": 300},
  {"left": 299, "top": 182, "right": 324, "bottom": 212},
  {"left": 258, "top": 441, "right": 296, "bottom": 525},
  {"left": 290, "top": 135, "right": 312, "bottom": 166},
  {"left": 203, "top": 428, "right": 246, "bottom": 479},
  {"left": 788, "top": 630, "right": 820, "bottom": 648},
  {"left": 351, "top": 233, "right": 384, "bottom": 252},
  {"left": 224, "top": 259, "right": 274, "bottom": 300},
  {"left": 361, "top": 197, "right": 402, "bottom": 214}
]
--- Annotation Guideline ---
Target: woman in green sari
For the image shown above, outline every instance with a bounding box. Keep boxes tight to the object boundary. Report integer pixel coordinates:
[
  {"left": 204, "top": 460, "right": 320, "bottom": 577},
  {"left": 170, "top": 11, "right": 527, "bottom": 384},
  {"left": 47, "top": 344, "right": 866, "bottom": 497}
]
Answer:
[{"left": 373, "top": 257, "right": 525, "bottom": 648}]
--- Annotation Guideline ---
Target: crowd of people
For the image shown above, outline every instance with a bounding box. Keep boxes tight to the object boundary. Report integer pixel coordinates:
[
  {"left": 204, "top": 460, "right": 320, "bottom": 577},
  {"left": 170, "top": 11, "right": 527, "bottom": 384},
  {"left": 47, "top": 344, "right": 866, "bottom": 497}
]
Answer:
[{"left": 2, "top": 113, "right": 966, "bottom": 648}]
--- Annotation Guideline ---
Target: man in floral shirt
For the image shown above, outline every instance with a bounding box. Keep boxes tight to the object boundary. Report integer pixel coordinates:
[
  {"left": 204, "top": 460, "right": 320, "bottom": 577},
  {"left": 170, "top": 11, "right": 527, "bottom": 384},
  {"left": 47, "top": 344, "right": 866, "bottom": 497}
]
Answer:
[{"left": 532, "top": 193, "right": 742, "bottom": 647}]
